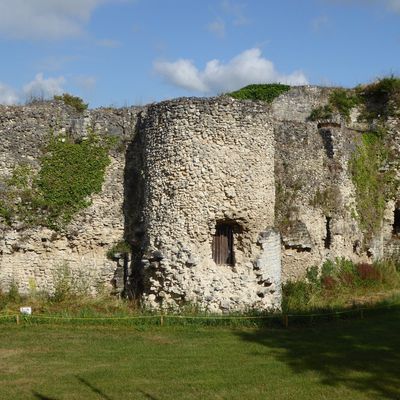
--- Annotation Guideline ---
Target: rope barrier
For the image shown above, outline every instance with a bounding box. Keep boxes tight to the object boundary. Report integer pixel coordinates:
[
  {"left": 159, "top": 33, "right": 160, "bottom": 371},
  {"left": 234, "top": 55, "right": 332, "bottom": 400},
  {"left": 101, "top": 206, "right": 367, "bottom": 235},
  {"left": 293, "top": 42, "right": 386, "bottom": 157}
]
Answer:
[{"left": 0, "top": 303, "right": 397, "bottom": 325}]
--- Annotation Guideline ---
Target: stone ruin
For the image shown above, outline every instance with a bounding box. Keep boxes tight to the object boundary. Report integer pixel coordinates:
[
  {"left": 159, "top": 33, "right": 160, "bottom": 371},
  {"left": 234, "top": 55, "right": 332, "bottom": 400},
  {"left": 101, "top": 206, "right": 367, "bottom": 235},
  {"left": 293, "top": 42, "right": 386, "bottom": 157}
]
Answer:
[{"left": 0, "top": 86, "right": 399, "bottom": 312}]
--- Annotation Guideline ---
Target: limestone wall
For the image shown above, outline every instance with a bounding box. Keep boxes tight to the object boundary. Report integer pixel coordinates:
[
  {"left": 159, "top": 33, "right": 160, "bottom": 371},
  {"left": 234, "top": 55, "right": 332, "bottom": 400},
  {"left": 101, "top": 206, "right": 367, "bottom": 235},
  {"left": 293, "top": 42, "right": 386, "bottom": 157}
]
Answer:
[
  {"left": 0, "top": 101, "right": 142, "bottom": 295},
  {"left": 128, "top": 97, "right": 280, "bottom": 312},
  {"left": 0, "top": 87, "right": 399, "bottom": 309}
]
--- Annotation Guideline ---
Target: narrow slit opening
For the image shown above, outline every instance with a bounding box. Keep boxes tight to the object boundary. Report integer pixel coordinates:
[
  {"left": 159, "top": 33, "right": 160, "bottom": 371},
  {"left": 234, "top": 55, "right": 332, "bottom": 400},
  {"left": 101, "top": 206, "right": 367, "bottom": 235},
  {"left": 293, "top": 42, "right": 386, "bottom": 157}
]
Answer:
[{"left": 324, "top": 216, "right": 332, "bottom": 249}]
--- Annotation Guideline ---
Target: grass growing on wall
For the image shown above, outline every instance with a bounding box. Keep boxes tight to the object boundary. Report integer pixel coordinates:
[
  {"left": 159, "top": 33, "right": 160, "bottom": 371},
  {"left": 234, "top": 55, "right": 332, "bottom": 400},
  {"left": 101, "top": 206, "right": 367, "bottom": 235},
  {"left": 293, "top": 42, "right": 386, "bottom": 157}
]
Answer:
[
  {"left": 308, "top": 76, "right": 400, "bottom": 122},
  {"left": 308, "top": 89, "right": 359, "bottom": 121},
  {"left": 0, "top": 133, "right": 111, "bottom": 230},
  {"left": 227, "top": 83, "right": 291, "bottom": 102},
  {"left": 349, "top": 130, "right": 398, "bottom": 241},
  {"left": 357, "top": 75, "right": 400, "bottom": 121},
  {"left": 54, "top": 93, "right": 88, "bottom": 112}
]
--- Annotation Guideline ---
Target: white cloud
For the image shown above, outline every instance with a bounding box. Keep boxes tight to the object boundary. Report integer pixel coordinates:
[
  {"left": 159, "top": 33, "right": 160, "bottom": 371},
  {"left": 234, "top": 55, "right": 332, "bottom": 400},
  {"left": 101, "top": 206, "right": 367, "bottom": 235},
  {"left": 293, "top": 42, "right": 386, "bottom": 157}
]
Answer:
[
  {"left": 154, "top": 48, "right": 308, "bottom": 94},
  {"left": 0, "top": 83, "right": 18, "bottom": 105},
  {"left": 154, "top": 59, "right": 208, "bottom": 92},
  {"left": 23, "top": 73, "right": 66, "bottom": 100},
  {"left": 207, "top": 18, "right": 226, "bottom": 38},
  {"left": 0, "top": 0, "right": 125, "bottom": 40}
]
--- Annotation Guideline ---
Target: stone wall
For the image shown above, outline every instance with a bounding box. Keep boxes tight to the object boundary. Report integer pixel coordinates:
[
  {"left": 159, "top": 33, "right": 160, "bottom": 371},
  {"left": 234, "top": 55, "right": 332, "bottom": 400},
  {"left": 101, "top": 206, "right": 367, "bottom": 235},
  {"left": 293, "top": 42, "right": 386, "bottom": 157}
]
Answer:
[
  {"left": 0, "top": 101, "right": 142, "bottom": 295},
  {"left": 0, "top": 87, "right": 399, "bottom": 311},
  {"left": 127, "top": 97, "right": 280, "bottom": 312}
]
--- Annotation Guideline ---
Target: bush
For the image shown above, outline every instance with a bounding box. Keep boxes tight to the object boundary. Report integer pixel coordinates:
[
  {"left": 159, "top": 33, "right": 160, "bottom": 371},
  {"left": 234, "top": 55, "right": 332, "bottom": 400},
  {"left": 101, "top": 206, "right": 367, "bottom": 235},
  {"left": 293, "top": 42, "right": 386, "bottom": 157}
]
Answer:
[
  {"left": 357, "top": 75, "right": 400, "bottom": 120},
  {"left": 308, "top": 104, "right": 333, "bottom": 121},
  {"left": 227, "top": 83, "right": 290, "bottom": 103},
  {"left": 54, "top": 93, "right": 88, "bottom": 112},
  {"left": 329, "top": 89, "right": 360, "bottom": 120}
]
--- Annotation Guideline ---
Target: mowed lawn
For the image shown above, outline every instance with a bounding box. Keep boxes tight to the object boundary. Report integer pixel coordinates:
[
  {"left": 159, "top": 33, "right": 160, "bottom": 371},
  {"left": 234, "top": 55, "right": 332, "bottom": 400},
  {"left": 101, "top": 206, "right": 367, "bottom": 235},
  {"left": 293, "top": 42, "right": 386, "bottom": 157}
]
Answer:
[{"left": 1, "top": 309, "right": 399, "bottom": 400}]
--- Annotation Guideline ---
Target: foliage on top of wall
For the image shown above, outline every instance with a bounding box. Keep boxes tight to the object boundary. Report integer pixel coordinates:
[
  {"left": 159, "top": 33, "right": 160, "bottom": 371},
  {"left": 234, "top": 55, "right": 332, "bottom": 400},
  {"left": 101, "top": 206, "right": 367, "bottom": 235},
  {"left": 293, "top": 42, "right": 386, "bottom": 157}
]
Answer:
[
  {"left": 227, "top": 83, "right": 291, "bottom": 103},
  {"left": 308, "top": 89, "right": 359, "bottom": 121},
  {"left": 0, "top": 133, "right": 112, "bottom": 230},
  {"left": 356, "top": 76, "right": 400, "bottom": 121},
  {"left": 349, "top": 129, "right": 399, "bottom": 242},
  {"left": 54, "top": 93, "right": 88, "bottom": 113}
]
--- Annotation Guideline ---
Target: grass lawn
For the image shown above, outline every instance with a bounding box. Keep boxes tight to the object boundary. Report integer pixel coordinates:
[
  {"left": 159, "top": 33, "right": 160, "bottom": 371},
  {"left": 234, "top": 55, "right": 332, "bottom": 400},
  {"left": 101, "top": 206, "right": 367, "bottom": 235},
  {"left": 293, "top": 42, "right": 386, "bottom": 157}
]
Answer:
[{"left": 0, "top": 308, "right": 399, "bottom": 400}]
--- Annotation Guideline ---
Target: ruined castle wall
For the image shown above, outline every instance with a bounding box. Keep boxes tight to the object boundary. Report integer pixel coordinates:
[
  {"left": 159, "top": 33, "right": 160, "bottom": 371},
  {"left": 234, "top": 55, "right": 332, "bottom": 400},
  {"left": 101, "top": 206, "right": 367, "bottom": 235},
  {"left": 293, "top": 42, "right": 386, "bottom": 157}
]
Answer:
[
  {"left": 131, "top": 97, "right": 280, "bottom": 312},
  {"left": 271, "top": 87, "right": 368, "bottom": 281},
  {"left": 0, "top": 102, "right": 142, "bottom": 294}
]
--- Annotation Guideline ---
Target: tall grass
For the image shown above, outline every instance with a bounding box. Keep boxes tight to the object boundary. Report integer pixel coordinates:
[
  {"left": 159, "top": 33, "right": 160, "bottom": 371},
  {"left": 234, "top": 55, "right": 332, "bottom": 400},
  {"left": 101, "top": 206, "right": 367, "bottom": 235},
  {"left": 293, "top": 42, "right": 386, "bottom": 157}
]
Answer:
[{"left": 282, "top": 258, "right": 400, "bottom": 313}]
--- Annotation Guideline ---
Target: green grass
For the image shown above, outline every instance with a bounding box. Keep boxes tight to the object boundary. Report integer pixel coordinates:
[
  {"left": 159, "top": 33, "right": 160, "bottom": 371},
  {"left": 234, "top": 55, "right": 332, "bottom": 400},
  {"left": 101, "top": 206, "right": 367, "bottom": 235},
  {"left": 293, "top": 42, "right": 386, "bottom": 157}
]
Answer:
[
  {"left": 0, "top": 306, "right": 400, "bottom": 399},
  {"left": 227, "top": 83, "right": 290, "bottom": 102}
]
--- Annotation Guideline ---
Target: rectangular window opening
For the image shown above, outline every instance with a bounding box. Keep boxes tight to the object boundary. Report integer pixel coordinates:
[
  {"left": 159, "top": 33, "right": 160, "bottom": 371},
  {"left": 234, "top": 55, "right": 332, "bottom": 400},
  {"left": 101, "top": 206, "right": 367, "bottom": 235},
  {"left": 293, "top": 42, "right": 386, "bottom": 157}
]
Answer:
[{"left": 212, "top": 222, "right": 235, "bottom": 266}]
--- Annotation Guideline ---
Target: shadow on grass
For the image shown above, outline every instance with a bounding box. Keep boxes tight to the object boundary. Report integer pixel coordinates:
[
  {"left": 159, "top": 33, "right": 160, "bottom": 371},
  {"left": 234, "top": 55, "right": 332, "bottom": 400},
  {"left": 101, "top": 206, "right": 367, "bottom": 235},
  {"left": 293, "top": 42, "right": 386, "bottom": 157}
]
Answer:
[
  {"left": 32, "top": 392, "right": 58, "bottom": 400},
  {"left": 32, "top": 376, "right": 159, "bottom": 400},
  {"left": 75, "top": 376, "right": 114, "bottom": 400},
  {"left": 238, "top": 307, "right": 400, "bottom": 399}
]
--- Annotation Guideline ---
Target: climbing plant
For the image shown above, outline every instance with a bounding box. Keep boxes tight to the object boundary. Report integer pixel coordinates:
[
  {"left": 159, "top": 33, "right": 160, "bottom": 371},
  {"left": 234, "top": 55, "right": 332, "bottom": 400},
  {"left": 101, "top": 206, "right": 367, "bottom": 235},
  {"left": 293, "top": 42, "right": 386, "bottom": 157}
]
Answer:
[
  {"left": 0, "top": 133, "right": 112, "bottom": 230},
  {"left": 350, "top": 129, "right": 398, "bottom": 241}
]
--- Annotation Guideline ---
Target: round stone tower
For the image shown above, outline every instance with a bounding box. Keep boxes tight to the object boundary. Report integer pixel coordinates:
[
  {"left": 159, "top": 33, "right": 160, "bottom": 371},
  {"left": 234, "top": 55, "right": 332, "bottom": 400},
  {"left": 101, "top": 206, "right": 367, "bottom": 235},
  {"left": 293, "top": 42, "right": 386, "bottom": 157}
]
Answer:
[{"left": 126, "top": 96, "right": 281, "bottom": 312}]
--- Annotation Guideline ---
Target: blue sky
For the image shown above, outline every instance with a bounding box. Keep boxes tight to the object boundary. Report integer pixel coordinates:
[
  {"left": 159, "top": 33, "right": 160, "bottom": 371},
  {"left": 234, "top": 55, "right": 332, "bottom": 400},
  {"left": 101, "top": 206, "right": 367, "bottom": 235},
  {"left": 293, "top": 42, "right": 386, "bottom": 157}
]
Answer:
[{"left": 0, "top": 0, "right": 399, "bottom": 108}]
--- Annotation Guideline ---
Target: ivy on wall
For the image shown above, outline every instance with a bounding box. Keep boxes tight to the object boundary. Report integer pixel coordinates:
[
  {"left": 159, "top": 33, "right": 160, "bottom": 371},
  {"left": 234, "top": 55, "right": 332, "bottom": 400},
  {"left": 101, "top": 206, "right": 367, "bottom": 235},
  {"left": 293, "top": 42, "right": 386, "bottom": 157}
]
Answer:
[
  {"left": 0, "top": 133, "right": 112, "bottom": 230},
  {"left": 350, "top": 130, "right": 398, "bottom": 241}
]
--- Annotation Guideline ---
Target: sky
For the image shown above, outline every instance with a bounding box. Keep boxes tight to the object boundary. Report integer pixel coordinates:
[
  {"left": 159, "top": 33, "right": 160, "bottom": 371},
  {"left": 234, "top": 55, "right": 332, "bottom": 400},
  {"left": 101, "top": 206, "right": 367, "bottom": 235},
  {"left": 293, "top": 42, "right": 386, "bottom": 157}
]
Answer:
[{"left": 0, "top": 0, "right": 399, "bottom": 108}]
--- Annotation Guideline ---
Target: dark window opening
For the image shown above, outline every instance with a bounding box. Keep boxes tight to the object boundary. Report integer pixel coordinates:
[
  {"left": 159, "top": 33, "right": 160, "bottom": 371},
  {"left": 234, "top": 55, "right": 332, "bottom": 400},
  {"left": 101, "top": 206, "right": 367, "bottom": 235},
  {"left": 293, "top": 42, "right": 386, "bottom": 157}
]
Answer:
[
  {"left": 324, "top": 216, "right": 332, "bottom": 249},
  {"left": 393, "top": 208, "right": 400, "bottom": 236},
  {"left": 212, "top": 222, "right": 235, "bottom": 265},
  {"left": 319, "top": 128, "right": 334, "bottom": 159}
]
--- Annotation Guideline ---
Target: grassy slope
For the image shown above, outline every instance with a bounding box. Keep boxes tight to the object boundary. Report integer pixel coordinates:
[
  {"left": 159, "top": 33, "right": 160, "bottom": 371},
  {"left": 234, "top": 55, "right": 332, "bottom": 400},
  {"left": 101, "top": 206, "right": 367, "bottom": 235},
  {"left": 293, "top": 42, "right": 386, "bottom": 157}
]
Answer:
[{"left": 1, "top": 307, "right": 399, "bottom": 399}]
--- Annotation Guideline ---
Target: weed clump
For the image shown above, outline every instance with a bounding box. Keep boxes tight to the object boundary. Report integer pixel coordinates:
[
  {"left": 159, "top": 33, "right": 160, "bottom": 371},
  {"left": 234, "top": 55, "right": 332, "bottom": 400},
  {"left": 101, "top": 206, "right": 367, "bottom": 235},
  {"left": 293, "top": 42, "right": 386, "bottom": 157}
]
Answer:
[
  {"left": 282, "top": 258, "right": 400, "bottom": 313},
  {"left": 54, "top": 93, "right": 88, "bottom": 113},
  {"left": 227, "top": 83, "right": 291, "bottom": 103}
]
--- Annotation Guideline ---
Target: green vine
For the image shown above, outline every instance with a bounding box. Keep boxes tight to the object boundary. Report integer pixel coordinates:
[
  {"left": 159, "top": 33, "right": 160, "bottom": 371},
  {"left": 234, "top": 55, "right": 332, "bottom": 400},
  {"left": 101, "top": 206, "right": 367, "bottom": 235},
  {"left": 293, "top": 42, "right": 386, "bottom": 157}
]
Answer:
[
  {"left": 0, "top": 133, "right": 111, "bottom": 230},
  {"left": 350, "top": 130, "right": 398, "bottom": 241}
]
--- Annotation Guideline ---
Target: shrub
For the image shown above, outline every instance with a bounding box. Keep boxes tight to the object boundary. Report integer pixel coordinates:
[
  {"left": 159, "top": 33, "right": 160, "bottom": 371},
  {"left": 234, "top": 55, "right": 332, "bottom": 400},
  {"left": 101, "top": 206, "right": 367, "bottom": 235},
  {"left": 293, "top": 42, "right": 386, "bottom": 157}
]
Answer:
[
  {"left": 7, "top": 279, "right": 21, "bottom": 303},
  {"left": 329, "top": 89, "right": 360, "bottom": 120},
  {"left": 54, "top": 93, "right": 88, "bottom": 112},
  {"left": 356, "top": 263, "right": 381, "bottom": 282},
  {"left": 51, "top": 262, "right": 73, "bottom": 302},
  {"left": 357, "top": 75, "right": 400, "bottom": 120},
  {"left": 308, "top": 104, "right": 333, "bottom": 121},
  {"left": 227, "top": 83, "right": 291, "bottom": 103},
  {"left": 308, "top": 89, "right": 359, "bottom": 121}
]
